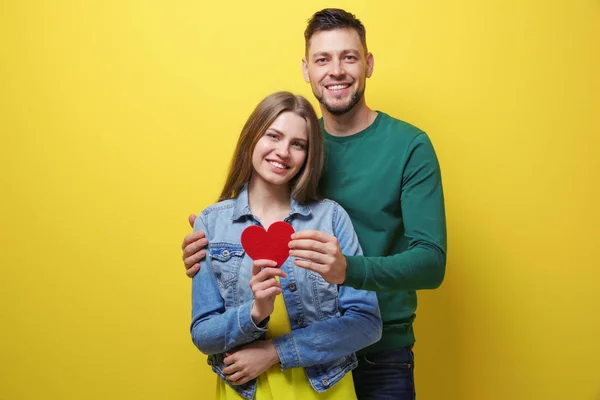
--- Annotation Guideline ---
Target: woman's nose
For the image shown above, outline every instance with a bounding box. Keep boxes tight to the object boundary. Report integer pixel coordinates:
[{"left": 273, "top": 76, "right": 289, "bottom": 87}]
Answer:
[{"left": 275, "top": 144, "right": 289, "bottom": 157}]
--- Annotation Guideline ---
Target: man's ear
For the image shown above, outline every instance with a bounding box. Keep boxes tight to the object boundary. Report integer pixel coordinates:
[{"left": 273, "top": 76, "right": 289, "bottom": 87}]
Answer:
[
  {"left": 366, "top": 52, "right": 374, "bottom": 78},
  {"left": 302, "top": 58, "right": 310, "bottom": 83}
]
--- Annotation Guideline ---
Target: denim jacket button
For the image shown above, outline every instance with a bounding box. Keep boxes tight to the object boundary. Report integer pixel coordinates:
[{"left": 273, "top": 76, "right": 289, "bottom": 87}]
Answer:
[
  {"left": 222, "top": 249, "right": 230, "bottom": 257},
  {"left": 289, "top": 283, "right": 297, "bottom": 292},
  {"left": 322, "top": 378, "right": 330, "bottom": 387},
  {"left": 296, "top": 316, "right": 304, "bottom": 326}
]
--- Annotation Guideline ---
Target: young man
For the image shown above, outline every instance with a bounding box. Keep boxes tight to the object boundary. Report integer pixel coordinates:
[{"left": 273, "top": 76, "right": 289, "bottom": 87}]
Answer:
[{"left": 182, "top": 9, "right": 446, "bottom": 399}]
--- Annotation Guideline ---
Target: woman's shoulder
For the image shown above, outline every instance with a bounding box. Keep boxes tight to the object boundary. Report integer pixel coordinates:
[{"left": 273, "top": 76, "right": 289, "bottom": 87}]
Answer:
[
  {"left": 302, "top": 199, "right": 358, "bottom": 248},
  {"left": 199, "top": 198, "right": 237, "bottom": 217},
  {"left": 305, "top": 198, "right": 350, "bottom": 220},
  {"left": 309, "top": 197, "right": 343, "bottom": 209},
  {"left": 194, "top": 199, "right": 237, "bottom": 231}
]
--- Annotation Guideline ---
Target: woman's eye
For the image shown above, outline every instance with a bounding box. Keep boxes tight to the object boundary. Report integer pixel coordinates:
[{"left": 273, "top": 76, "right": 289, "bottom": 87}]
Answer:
[
  {"left": 293, "top": 142, "right": 306, "bottom": 149},
  {"left": 266, "top": 133, "right": 278, "bottom": 139}
]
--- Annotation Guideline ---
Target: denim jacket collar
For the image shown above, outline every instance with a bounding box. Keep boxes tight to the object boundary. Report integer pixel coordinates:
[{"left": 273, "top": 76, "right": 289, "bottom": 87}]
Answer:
[{"left": 231, "top": 183, "right": 311, "bottom": 221}]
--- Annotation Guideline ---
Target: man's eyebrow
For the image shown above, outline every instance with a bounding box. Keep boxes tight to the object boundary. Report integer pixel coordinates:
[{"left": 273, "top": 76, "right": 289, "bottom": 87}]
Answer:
[
  {"left": 311, "top": 51, "right": 330, "bottom": 58},
  {"left": 311, "top": 49, "right": 360, "bottom": 58}
]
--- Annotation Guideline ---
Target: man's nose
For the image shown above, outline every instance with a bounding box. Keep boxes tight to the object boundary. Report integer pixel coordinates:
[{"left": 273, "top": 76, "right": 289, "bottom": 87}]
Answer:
[{"left": 329, "top": 59, "right": 345, "bottom": 77}]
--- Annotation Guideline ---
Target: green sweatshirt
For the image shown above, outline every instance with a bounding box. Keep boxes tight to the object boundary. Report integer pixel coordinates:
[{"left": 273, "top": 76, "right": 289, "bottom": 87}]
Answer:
[{"left": 320, "top": 112, "right": 447, "bottom": 355}]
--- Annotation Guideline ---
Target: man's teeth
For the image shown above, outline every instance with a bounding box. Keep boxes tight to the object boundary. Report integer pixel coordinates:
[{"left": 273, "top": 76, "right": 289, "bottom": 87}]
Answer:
[
  {"left": 269, "top": 161, "right": 286, "bottom": 169},
  {"left": 327, "top": 84, "right": 349, "bottom": 91}
]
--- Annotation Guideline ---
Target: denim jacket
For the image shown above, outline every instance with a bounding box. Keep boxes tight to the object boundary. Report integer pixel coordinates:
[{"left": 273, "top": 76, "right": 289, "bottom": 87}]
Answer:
[{"left": 190, "top": 185, "right": 382, "bottom": 399}]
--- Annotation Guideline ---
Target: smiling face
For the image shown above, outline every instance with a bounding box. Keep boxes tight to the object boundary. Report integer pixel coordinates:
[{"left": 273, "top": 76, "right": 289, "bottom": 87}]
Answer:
[
  {"left": 251, "top": 111, "right": 309, "bottom": 188},
  {"left": 303, "top": 28, "right": 374, "bottom": 116}
]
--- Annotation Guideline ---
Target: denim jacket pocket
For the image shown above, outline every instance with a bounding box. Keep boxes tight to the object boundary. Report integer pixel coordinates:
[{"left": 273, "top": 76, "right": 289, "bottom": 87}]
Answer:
[
  {"left": 308, "top": 271, "right": 340, "bottom": 320},
  {"left": 209, "top": 243, "right": 245, "bottom": 289}
]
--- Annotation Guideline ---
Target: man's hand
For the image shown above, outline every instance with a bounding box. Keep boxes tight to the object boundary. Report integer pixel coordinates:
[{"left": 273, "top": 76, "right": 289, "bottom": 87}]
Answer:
[
  {"left": 222, "top": 340, "right": 280, "bottom": 386},
  {"left": 181, "top": 213, "right": 208, "bottom": 278},
  {"left": 289, "top": 230, "right": 347, "bottom": 284},
  {"left": 249, "top": 260, "right": 288, "bottom": 325}
]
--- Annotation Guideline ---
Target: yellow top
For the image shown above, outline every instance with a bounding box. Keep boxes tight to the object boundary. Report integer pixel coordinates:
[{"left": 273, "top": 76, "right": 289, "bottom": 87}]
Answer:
[{"left": 216, "top": 292, "right": 357, "bottom": 400}]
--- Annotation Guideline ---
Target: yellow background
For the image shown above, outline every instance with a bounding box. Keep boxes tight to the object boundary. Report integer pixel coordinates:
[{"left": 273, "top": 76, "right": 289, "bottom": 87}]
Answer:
[{"left": 1, "top": 1, "right": 599, "bottom": 399}]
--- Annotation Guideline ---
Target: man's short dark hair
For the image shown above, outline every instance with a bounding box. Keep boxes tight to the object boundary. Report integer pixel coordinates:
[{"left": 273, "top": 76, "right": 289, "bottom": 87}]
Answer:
[{"left": 304, "top": 8, "right": 367, "bottom": 56}]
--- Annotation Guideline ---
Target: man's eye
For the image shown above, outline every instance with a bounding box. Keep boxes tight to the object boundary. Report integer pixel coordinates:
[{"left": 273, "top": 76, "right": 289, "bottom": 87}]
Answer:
[{"left": 316, "top": 58, "right": 327, "bottom": 64}]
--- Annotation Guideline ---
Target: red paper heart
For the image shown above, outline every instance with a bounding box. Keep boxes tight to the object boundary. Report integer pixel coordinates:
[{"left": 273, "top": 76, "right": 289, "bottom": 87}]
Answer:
[{"left": 241, "top": 221, "right": 295, "bottom": 268}]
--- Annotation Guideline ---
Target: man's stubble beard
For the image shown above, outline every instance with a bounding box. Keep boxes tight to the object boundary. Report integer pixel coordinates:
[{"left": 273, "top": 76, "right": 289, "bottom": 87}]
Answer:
[{"left": 314, "top": 84, "right": 366, "bottom": 116}]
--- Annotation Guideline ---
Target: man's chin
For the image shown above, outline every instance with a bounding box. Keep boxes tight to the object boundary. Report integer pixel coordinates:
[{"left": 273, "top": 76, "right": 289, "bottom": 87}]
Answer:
[
  {"left": 316, "top": 90, "right": 364, "bottom": 116},
  {"left": 322, "top": 101, "right": 356, "bottom": 116}
]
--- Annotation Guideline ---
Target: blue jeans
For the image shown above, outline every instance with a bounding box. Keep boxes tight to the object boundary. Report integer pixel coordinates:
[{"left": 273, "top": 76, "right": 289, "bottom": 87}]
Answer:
[{"left": 352, "top": 346, "right": 416, "bottom": 400}]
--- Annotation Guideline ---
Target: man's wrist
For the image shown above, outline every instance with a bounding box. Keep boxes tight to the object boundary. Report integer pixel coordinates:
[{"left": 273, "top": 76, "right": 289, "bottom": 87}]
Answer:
[{"left": 344, "top": 255, "right": 366, "bottom": 288}]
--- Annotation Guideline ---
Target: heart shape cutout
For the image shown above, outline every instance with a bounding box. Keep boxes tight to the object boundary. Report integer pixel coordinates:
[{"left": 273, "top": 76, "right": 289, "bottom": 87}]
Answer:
[{"left": 241, "top": 221, "right": 295, "bottom": 268}]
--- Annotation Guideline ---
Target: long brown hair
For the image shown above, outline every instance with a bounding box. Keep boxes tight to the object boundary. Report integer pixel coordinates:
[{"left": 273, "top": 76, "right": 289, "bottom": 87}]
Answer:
[{"left": 218, "top": 91, "right": 323, "bottom": 204}]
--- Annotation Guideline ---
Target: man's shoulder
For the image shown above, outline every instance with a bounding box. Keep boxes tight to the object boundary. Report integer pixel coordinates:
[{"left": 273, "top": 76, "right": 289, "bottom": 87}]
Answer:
[
  {"left": 377, "top": 112, "right": 425, "bottom": 137},
  {"left": 373, "top": 111, "right": 432, "bottom": 149}
]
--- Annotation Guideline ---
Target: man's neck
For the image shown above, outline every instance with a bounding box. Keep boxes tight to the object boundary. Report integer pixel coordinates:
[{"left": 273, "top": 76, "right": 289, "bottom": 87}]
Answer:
[{"left": 321, "top": 100, "right": 378, "bottom": 137}]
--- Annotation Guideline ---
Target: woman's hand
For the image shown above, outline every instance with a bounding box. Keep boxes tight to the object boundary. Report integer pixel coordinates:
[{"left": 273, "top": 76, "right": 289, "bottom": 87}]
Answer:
[
  {"left": 222, "top": 340, "right": 280, "bottom": 385},
  {"left": 249, "top": 260, "right": 288, "bottom": 325}
]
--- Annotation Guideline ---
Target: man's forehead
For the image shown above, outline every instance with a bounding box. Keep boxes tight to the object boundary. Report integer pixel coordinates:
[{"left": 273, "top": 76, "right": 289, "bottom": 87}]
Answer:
[{"left": 307, "top": 28, "right": 364, "bottom": 55}]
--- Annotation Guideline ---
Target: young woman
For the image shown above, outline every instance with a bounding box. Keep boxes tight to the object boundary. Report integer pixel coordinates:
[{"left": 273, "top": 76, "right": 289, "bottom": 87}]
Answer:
[{"left": 190, "top": 91, "right": 381, "bottom": 400}]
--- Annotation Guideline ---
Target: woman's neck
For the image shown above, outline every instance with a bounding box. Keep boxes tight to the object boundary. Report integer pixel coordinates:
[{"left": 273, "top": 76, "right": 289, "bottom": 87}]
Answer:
[{"left": 247, "top": 177, "right": 291, "bottom": 229}]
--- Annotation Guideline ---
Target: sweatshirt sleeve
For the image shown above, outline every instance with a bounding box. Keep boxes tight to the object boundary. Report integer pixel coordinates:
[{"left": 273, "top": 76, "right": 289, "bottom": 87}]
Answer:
[{"left": 344, "top": 133, "right": 447, "bottom": 292}]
